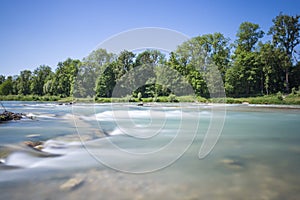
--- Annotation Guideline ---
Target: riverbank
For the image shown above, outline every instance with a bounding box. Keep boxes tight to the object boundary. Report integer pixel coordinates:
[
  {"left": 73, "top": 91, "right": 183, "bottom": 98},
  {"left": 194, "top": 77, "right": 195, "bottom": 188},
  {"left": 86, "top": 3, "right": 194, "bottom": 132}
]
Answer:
[{"left": 1, "top": 94, "right": 300, "bottom": 105}]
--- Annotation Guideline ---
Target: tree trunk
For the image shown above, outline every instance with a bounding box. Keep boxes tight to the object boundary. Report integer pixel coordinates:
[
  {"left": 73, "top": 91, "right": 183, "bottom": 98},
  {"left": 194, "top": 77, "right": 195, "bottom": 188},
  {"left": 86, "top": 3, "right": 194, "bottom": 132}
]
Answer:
[
  {"left": 285, "top": 68, "right": 289, "bottom": 93},
  {"left": 260, "top": 70, "right": 264, "bottom": 95}
]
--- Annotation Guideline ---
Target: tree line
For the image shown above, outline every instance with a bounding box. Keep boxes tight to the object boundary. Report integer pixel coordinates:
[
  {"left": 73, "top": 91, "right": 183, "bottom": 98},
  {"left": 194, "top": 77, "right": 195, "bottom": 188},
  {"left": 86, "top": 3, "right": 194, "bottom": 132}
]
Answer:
[{"left": 0, "top": 13, "right": 299, "bottom": 99}]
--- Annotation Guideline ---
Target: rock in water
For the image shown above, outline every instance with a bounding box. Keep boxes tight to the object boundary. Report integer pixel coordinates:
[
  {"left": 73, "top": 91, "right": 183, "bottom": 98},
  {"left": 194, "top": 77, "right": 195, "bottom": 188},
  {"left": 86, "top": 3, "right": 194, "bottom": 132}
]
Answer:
[
  {"left": 220, "top": 158, "right": 244, "bottom": 170},
  {"left": 24, "top": 141, "right": 44, "bottom": 150},
  {"left": 137, "top": 102, "right": 144, "bottom": 106},
  {"left": 60, "top": 177, "right": 84, "bottom": 191},
  {"left": 0, "top": 111, "right": 24, "bottom": 122}
]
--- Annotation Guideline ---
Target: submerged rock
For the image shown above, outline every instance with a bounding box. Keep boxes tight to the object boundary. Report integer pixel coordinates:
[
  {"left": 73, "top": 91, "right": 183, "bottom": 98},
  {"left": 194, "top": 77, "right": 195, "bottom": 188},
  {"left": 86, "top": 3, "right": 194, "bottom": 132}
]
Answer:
[
  {"left": 4, "top": 142, "right": 62, "bottom": 158},
  {"left": 0, "top": 146, "right": 11, "bottom": 159},
  {"left": 58, "top": 102, "right": 75, "bottom": 106},
  {"left": 220, "top": 158, "right": 244, "bottom": 170},
  {"left": 24, "top": 141, "right": 44, "bottom": 150},
  {"left": 60, "top": 177, "right": 84, "bottom": 191},
  {"left": 0, "top": 142, "right": 63, "bottom": 170}
]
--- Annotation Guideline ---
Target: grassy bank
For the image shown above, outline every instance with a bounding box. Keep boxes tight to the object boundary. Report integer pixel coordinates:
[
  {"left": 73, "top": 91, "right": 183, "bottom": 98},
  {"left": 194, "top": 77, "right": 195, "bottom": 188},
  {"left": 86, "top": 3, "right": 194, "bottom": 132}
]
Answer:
[
  {"left": 0, "top": 95, "right": 62, "bottom": 101},
  {"left": 211, "top": 94, "right": 300, "bottom": 105},
  {"left": 1, "top": 94, "right": 300, "bottom": 105},
  {"left": 94, "top": 95, "right": 208, "bottom": 103},
  {"left": 54, "top": 93, "right": 300, "bottom": 105}
]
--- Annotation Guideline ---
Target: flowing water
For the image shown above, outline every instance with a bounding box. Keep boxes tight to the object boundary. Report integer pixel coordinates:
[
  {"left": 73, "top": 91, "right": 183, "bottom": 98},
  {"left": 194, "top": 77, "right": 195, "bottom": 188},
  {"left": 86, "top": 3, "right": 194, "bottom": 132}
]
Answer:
[{"left": 0, "top": 101, "right": 300, "bottom": 200}]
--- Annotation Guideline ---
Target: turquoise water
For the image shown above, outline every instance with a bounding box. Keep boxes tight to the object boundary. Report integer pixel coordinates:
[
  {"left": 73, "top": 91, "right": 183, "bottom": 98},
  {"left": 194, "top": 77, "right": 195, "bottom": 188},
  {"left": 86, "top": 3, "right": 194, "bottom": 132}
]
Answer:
[{"left": 0, "top": 101, "right": 300, "bottom": 199}]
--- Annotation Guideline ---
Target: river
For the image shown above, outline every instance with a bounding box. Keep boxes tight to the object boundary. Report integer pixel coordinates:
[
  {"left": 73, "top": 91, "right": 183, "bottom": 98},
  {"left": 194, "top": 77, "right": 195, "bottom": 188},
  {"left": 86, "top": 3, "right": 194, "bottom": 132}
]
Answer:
[{"left": 0, "top": 101, "right": 300, "bottom": 200}]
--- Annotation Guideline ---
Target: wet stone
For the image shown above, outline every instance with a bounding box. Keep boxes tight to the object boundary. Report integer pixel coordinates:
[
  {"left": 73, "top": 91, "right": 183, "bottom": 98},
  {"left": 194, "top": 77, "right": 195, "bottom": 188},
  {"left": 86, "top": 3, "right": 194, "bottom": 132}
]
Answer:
[
  {"left": 60, "top": 177, "right": 85, "bottom": 191},
  {"left": 220, "top": 158, "right": 245, "bottom": 170}
]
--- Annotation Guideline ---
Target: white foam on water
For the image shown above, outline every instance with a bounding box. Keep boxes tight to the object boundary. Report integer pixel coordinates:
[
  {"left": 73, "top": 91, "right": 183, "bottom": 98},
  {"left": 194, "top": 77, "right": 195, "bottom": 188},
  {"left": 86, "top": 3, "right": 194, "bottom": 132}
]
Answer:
[
  {"left": 94, "top": 110, "right": 157, "bottom": 121},
  {"left": 26, "top": 112, "right": 57, "bottom": 119},
  {"left": 2, "top": 139, "right": 93, "bottom": 169},
  {"left": 95, "top": 111, "right": 115, "bottom": 121},
  {"left": 42, "top": 140, "right": 83, "bottom": 154},
  {"left": 5, "top": 152, "right": 43, "bottom": 168},
  {"left": 78, "top": 107, "right": 188, "bottom": 123},
  {"left": 165, "top": 110, "right": 182, "bottom": 118},
  {"left": 199, "top": 111, "right": 211, "bottom": 116},
  {"left": 109, "top": 128, "right": 125, "bottom": 136},
  {"left": 128, "top": 110, "right": 151, "bottom": 118},
  {"left": 135, "top": 124, "right": 149, "bottom": 128},
  {"left": 26, "top": 113, "right": 37, "bottom": 118},
  {"left": 24, "top": 103, "right": 57, "bottom": 108},
  {"left": 60, "top": 113, "right": 76, "bottom": 120}
]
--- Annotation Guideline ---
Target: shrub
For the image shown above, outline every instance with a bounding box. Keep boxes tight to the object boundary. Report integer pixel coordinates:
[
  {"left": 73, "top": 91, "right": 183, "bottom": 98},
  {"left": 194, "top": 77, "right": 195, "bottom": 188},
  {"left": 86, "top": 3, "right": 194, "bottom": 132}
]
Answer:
[
  {"left": 276, "top": 92, "right": 283, "bottom": 101},
  {"left": 137, "top": 92, "right": 142, "bottom": 101},
  {"left": 168, "top": 94, "right": 178, "bottom": 102},
  {"left": 291, "top": 87, "right": 297, "bottom": 95}
]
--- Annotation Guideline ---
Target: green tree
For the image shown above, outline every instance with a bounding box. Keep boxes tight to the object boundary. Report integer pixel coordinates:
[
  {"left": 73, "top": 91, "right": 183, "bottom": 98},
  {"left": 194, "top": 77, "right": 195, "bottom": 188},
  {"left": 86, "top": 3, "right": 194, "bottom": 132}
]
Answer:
[
  {"left": 175, "top": 39, "right": 207, "bottom": 97},
  {"left": 175, "top": 33, "right": 230, "bottom": 97},
  {"left": 226, "top": 22, "right": 264, "bottom": 97},
  {"left": 43, "top": 78, "right": 54, "bottom": 95},
  {"left": 165, "top": 52, "right": 207, "bottom": 97},
  {"left": 0, "top": 76, "right": 13, "bottom": 95},
  {"left": 0, "top": 75, "right": 5, "bottom": 85},
  {"left": 16, "top": 70, "right": 32, "bottom": 95},
  {"left": 95, "top": 62, "right": 116, "bottom": 97},
  {"left": 52, "top": 59, "right": 79, "bottom": 97},
  {"left": 135, "top": 49, "right": 165, "bottom": 67},
  {"left": 268, "top": 13, "right": 300, "bottom": 92},
  {"left": 132, "top": 50, "right": 165, "bottom": 98},
  {"left": 76, "top": 49, "right": 114, "bottom": 98},
  {"left": 31, "top": 65, "right": 53, "bottom": 95},
  {"left": 235, "top": 22, "right": 264, "bottom": 53},
  {"left": 290, "top": 61, "right": 300, "bottom": 90},
  {"left": 226, "top": 51, "right": 262, "bottom": 97},
  {"left": 114, "top": 50, "right": 135, "bottom": 80},
  {"left": 258, "top": 42, "right": 286, "bottom": 94},
  {"left": 191, "top": 33, "right": 230, "bottom": 80}
]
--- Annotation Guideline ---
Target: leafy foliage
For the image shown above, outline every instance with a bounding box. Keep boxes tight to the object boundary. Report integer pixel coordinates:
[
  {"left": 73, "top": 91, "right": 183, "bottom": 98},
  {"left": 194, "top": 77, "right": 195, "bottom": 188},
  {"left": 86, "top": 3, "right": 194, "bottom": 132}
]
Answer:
[
  {"left": 268, "top": 13, "right": 300, "bottom": 92},
  {"left": 0, "top": 13, "right": 300, "bottom": 101}
]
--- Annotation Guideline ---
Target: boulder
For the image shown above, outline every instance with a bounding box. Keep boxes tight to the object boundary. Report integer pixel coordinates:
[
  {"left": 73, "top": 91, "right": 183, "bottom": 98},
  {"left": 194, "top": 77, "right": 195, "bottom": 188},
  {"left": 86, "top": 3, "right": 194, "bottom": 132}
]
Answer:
[
  {"left": 24, "top": 141, "right": 44, "bottom": 151},
  {"left": 0, "top": 111, "right": 30, "bottom": 122}
]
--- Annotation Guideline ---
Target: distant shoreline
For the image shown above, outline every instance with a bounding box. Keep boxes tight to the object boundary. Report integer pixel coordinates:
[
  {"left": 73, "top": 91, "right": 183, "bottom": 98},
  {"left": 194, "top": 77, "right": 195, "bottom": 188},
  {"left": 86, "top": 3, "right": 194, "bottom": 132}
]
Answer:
[{"left": 1, "top": 94, "right": 300, "bottom": 105}]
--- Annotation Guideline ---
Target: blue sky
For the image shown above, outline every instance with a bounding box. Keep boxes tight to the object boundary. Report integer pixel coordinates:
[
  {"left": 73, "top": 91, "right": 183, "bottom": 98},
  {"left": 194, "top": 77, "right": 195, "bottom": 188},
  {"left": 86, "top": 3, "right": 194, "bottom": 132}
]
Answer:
[{"left": 0, "top": 0, "right": 299, "bottom": 76}]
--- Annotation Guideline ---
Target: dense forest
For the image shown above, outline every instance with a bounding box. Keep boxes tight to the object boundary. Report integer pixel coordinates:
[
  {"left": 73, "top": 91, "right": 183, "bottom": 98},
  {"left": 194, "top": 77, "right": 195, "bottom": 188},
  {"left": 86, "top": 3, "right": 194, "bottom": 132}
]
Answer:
[{"left": 1, "top": 13, "right": 300, "bottom": 100}]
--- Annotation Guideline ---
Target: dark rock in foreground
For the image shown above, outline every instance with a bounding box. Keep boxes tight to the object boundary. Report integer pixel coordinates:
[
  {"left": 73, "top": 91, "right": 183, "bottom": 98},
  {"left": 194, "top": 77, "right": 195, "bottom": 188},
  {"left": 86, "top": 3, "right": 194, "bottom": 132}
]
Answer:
[
  {"left": 0, "top": 111, "right": 24, "bottom": 122},
  {"left": 0, "top": 110, "right": 35, "bottom": 122}
]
